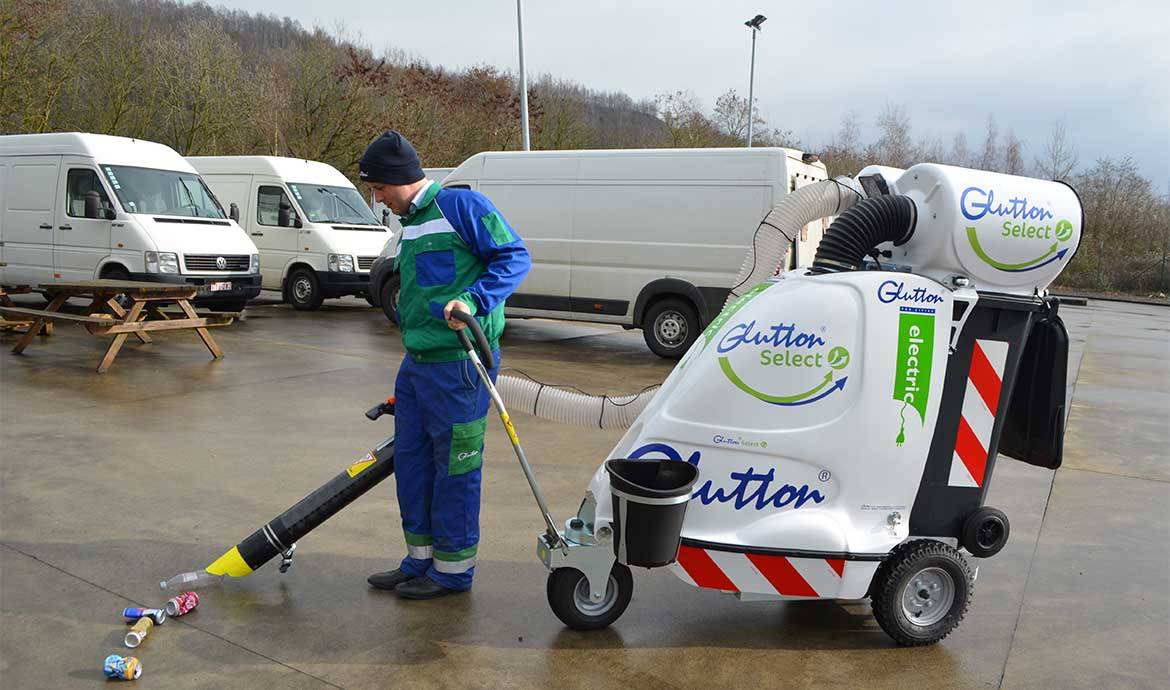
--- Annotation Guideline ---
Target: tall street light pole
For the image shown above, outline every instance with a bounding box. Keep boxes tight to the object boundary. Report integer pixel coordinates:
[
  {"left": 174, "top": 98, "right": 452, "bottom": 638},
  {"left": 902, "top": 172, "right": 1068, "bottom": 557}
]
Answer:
[
  {"left": 744, "top": 14, "right": 766, "bottom": 148},
  {"left": 517, "top": 0, "right": 531, "bottom": 151}
]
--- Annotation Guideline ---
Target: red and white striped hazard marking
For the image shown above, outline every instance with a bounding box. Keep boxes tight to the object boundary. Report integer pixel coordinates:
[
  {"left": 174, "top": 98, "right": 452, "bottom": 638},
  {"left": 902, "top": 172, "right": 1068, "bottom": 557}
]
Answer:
[
  {"left": 674, "top": 544, "right": 845, "bottom": 597},
  {"left": 949, "top": 339, "right": 1009, "bottom": 488}
]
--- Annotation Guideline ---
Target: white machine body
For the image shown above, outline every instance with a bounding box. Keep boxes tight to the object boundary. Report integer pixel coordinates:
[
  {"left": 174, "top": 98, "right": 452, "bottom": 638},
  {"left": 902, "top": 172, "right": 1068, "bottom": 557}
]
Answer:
[
  {"left": 583, "top": 270, "right": 952, "bottom": 599},
  {"left": 572, "top": 164, "right": 1081, "bottom": 602}
]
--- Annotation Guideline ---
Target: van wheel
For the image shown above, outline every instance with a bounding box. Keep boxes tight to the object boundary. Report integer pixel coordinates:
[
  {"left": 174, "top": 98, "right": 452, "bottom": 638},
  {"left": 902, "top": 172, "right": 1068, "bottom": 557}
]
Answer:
[
  {"left": 99, "top": 266, "right": 132, "bottom": 307},
  {"left": 379, "top": 274, "right": 400, "bottom": 323},
  {"left": 287, "top": 268, "right": 323, "bottom": 311},
  {"left": 870, "top": 540, "right": 973, "bottom": 646},
  {"left": 642, "top": 297, "right": 699, "bottom": 359}
]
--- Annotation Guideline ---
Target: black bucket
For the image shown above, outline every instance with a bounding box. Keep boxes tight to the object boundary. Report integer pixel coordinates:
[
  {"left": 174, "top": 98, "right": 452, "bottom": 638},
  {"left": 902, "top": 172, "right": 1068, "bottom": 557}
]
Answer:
[{"left": 605, "top": 458, "right": 699, "bottom": 568}]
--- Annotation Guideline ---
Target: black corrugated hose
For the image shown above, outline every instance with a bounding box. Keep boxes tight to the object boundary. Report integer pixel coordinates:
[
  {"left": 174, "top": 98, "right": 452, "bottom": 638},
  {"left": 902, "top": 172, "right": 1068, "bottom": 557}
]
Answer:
[{"left": 811, "top": 195, "right": 917, "bottom": 273}]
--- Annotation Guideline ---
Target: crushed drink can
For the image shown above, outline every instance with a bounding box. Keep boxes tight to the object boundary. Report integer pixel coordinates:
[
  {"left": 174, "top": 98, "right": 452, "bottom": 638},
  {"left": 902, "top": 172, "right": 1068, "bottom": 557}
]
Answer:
[
  {"left": 124, "top": 617, "right": 153, "bottom": 648},
  {"left": 122, "top": 607, "right": 166, "bottom": 625},
  {"left": 165, "top": 591, "right": 199, "bottom": 617},
  {"left": 103, "top": 654, "right": 142, "bottom": 680}
]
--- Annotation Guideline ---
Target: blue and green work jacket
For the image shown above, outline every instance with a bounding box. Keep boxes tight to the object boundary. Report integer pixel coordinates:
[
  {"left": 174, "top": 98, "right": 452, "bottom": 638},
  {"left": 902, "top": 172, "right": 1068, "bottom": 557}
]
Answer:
[{"left": 394, "top": 181, "right": 530, "bottom": 360}]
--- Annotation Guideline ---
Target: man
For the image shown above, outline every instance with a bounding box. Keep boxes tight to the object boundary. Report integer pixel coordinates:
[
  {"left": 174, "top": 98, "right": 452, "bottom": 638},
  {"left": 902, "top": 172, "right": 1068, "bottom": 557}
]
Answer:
[{"left": 362, "top": 131, "right": 531, "bottom": 599}]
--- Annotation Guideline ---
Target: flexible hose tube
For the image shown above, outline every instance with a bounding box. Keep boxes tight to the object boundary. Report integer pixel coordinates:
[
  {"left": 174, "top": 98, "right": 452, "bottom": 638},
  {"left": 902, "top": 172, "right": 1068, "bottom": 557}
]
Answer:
[
  {"left": 811, "top": 195, "right": 917, "bottom": 274},
  {"left": 496, "top": 373, "right": 659, "bottom": 429},
  {"left": 724, "top": 177, "right": 861, "bottom": 307}
]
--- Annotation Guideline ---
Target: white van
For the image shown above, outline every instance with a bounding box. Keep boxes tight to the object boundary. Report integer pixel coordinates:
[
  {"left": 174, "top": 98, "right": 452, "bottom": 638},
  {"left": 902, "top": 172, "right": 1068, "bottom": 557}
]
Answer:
[
  {"left": 0, "top": 133, "right": 260, "bottom": 309},
  {"left": 190, "top": 156, "right": 389, "bottom": 310},
  {"left": 369, "top": 148, "right": 829, "bottom": 357}
]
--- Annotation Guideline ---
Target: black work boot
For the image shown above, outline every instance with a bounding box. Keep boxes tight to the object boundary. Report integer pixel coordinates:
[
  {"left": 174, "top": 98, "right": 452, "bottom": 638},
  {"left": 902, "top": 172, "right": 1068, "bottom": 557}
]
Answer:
[
  {"left": 395, "top": 576, "right": 461, "bottom": 600},
  {"left": 367, "top": 568, "right": 417, "bottom": 590}
]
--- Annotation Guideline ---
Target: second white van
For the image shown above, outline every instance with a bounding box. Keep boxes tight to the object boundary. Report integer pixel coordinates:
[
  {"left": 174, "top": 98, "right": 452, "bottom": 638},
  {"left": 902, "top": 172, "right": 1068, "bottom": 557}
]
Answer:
[
  {"left": 369, "top": 147, "right": 830, "bottom": 357},
  {"left": 0, "top": 133, "right": 261, "bottom": 310},
  {"left": 189, "top": 156, "right": 390, "bottom": 310}
]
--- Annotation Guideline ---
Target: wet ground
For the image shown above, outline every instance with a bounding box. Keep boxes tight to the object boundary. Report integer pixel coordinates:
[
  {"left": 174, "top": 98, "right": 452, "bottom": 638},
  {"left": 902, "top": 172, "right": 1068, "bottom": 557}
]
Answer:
[{"left": 1, "top": 294, "right": 1167, "bottom": 689}]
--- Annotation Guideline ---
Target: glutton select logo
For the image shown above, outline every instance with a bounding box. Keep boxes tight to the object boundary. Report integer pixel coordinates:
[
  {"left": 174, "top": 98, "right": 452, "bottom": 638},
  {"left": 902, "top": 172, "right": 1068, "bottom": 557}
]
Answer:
[
  {"left": 716, "top": 320, "right": 849, "bottom": 406},
  {"left": 961, "top": 187, "right": 1075, "bottom": 272}
]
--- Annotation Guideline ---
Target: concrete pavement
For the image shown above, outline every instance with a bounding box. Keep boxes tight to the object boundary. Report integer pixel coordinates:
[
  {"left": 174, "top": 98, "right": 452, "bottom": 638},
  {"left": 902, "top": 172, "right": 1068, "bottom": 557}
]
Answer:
[{"left": 1, "top": 295, "right": 1166, "bottom": 689}]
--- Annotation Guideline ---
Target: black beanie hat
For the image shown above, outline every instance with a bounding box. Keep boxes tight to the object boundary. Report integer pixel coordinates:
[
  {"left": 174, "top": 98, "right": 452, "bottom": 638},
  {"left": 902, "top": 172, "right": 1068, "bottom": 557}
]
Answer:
[{"left": 359, "top": 131, "right": 424, "bottom": 185}]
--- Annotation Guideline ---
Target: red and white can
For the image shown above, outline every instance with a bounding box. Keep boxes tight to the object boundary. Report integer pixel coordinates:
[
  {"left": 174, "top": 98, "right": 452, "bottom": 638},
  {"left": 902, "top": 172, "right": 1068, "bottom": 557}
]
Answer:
[{"left": 164, "top": 591, "right": 199, "bottom": 617}]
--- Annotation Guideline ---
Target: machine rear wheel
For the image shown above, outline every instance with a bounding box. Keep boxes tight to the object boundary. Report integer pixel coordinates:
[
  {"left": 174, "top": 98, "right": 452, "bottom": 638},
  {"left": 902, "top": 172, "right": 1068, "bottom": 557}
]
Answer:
[
  {"left": 961, "top": 506, "right": 1010, "bottom": 557},
  {"left": 871, "top": 540, "right": 973, "bottom": 646},
  {"left": 546, "top": 564, "right": 632, "bottom": 631}
]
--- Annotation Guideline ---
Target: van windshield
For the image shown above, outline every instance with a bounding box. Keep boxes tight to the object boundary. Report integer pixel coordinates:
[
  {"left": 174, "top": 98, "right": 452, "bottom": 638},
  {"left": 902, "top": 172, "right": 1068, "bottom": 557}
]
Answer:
[
  {"left": 101, "top": 165, "right": 226, "bottom": 219},
  {"left": 287, "top": 183, "right": 381, "bottom": 226}
]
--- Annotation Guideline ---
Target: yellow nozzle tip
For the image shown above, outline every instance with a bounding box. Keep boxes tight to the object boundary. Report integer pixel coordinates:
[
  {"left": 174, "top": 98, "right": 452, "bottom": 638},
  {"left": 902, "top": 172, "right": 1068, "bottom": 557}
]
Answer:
[{"left": 206, "top": 546, "right": 253, "bottom": 578}]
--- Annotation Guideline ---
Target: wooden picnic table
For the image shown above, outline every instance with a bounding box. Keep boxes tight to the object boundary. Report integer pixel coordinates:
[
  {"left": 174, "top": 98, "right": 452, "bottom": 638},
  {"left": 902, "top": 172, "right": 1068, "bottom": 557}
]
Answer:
[{"left": 0, "top": 279, "right": 236, "bottom": 373}]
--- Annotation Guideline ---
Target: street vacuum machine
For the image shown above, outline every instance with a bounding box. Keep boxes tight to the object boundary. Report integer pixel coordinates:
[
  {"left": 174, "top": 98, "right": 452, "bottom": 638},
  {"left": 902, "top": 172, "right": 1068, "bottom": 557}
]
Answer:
[{"left": 533, "top": 162, "right": 1079, "bottom": 646}]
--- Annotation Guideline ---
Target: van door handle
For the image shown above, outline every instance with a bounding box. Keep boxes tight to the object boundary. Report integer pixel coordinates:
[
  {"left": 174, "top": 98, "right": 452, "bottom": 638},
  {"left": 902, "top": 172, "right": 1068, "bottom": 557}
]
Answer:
[
  {"left": 58, "top": 225, "right": 72, "bottom": 230},
  {"left": 251, "top": 232, "right": 264, "bottom": 236},
  {"left": 39, "top": 223, "right": 52, "bottom": 229}
]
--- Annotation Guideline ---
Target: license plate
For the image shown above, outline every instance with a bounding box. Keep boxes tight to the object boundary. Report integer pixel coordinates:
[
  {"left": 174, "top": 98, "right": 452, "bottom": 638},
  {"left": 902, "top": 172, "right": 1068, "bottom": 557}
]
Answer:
[{"left": 210, "top": 281, "right": 231, "bottom": 292}]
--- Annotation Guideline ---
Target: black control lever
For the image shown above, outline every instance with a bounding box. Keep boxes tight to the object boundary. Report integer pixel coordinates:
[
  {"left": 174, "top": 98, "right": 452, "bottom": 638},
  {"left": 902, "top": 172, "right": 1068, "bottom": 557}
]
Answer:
[{"left": 366, "top": 397, "right": 396, "bottom": 420}]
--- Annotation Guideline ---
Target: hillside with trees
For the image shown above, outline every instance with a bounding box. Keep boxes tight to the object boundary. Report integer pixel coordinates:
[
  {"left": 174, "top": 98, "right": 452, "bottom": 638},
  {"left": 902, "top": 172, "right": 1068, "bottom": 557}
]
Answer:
[{"left": 2, "top": 0, "right": 1166, "bottom": 296}]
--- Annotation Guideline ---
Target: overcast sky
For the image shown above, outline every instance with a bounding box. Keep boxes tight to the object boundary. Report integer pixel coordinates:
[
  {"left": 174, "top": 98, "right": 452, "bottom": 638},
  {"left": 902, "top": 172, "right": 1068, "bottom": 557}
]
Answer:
[{"left": 222, "top": 0, "right": 1169, "bottom": 186}]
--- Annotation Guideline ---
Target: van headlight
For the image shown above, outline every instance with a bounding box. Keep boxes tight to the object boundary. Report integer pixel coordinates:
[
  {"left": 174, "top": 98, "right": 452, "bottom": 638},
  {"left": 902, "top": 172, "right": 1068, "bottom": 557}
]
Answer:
[
  {"left": 145, "top": 251, "right": 179, "bottom": 274},
  {"left": 328, "top": 254, "right": 354, "bottom": 272},
  {"left": 250, "top": 254, "right": 260, "bottom": 273}
]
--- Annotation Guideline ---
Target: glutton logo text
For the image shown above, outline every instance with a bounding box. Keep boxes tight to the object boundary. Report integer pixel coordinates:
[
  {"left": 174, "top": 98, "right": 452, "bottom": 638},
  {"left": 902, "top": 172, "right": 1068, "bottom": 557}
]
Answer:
[
  {"left": 716, "top": 320, "right": 849, "bottom": 406},
  {"left": 961, "top": 186, "right": 1075, "bottom": 273}
]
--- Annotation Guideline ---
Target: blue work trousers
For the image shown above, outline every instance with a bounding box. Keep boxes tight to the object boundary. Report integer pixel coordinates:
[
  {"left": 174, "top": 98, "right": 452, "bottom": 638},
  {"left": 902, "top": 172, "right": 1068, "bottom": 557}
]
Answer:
[{"left": 394, "top": 351, "right": 498, "bottom": 590}]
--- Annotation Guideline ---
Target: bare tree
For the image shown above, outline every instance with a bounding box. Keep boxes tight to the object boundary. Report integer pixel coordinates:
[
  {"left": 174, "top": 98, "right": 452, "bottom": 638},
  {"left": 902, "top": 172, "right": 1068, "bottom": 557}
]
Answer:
[
  {"left": 868, "top": 104, "right": 914, "bottom": 168},
  {"left": 949, "top": 132, "right": 971, "bottom": 167},
  {"left": 1002, "top": 129, "right": 1025, "bottom": 175},
  {"left": 712, "top": 88, "right": 764, "bottom": 142},
  {"left": 654, "top": 90, "right": 717, "bottom": 148},
  {"left": 978, "top": 114, "right": 1000, "bottom": 172},
  {"left": 1034, "top": 121, "right": 1079, "bottom": 180}
]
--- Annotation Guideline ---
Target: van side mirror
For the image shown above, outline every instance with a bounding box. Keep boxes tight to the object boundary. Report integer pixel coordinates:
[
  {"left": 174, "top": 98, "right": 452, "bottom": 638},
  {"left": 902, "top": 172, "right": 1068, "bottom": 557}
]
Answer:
[
  {"left": 294, "top": 215, "right": 303, "bottom": 229},
  {"left": 278, "top": 201, "right": 292, "bottom": 227},
  {"left": 103, "top": 204, "right": 116, "bottom": 221},
  {"left": 229, "top": 202, "right": 240, "bottom": 223},
  {"left": 84, "top": 191, "right": 103, "bottom": 219}
]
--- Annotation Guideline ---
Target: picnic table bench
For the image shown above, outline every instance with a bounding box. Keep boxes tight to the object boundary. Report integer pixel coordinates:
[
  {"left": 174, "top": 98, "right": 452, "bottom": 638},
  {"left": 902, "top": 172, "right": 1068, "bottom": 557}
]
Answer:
[
  {"left": 0, "top": 284, "right": 48, "bottom": 333},
  {"left": 0, "top": 279, "right": 236, "bottom": 373}
]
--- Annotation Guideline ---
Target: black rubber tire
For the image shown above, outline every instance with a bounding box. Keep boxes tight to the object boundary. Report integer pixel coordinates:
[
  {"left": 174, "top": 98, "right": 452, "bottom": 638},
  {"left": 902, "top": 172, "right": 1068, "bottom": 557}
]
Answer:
[
  {"left": 379, "top": 274, "right": 400, "bottom": 324},
  {"left": 546, "top": 564, "right": 633, "bottom": 631},
  {"left": 99, "top": 265, "right": 132, "bottom": 307},
  {"left": 363, "top": 293, "right": 376, "bottom": 307},
  {"left": 203, "top": 299, "right": 248, "bottom": 313},
  {"left": 287, "top": 267, "right": 323, "bottom": 311},
  {"left": 961, "top": 506, "right": 1010, "bottom": 558},
  {"left": 870, "top": 540, "right": 973, "bottom": 646},
  {"left": 642, "top": 297, "right": 699, "bottom": 359}
]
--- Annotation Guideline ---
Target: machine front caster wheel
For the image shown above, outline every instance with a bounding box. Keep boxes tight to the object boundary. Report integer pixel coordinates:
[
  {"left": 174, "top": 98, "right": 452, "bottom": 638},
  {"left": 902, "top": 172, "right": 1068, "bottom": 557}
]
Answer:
[
  {"left": 546, "top": 564, "right": 633, "bottom": 631},
  {"left": 870, "top": 540, "right": 973, "bottom": 646}
]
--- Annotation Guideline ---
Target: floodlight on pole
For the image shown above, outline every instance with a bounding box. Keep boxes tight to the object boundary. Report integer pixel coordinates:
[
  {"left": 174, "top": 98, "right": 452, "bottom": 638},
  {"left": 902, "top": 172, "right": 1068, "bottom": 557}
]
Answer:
[
  {"left": 517, "top": 0, "right": 531, "bottom": 151},
  {"left": 744, "top": 14, "right": 766, "bottom": 148}
]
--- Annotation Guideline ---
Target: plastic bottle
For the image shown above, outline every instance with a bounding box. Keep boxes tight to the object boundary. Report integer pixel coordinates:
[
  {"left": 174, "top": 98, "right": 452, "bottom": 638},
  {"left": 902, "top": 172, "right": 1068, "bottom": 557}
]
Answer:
[{"left": 159, "top": 569, "right": 222, "bottom": 590}]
